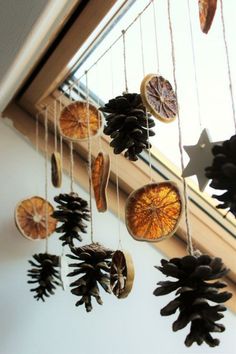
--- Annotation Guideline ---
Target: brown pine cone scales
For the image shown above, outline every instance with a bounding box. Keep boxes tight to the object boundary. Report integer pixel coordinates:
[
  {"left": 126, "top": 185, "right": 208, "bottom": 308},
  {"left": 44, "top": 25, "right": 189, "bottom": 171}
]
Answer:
[
  {"left": 27, "top": 253, "right": 61, "bottom": 301},
  {"left": 67, "top": 243, "right": 114, "bottom": 312},
  {"left": 153, "top": 254, "right": 232, "bottom": 347},
  {"left": 205, "top": 134, "right": 236, "bottom": 216},
  {"left": 100, "top": 93, "right": 155, "bottom": 161},
  {"left": 53, "top": 193, "right": 90, "bottom": 247}
]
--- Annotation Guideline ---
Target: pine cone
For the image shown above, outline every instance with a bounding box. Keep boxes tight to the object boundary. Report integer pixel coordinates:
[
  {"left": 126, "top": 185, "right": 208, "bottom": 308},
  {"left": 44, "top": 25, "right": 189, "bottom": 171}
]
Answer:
[
  {"left": 205, "top": 134, "right": 236, "bottom": 216},
  {"left": 67, "top": 243, "right": 114, "bottom": 312},
  {"left": 53, "top": 193, "right": 90, "bottom": 247},
  {"left": 153, "top": 255, "right": 232, "bottom": 347},
  {"left": 100, "top": 93, "right": 155, "bottom": 161},
  {"left": 27, "top": 253, "right": 61, "bottom": 301}
]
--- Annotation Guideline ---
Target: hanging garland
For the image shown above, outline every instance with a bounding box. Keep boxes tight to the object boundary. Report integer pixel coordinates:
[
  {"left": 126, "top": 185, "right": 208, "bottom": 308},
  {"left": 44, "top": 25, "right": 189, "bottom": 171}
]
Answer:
[
  {"left": 153, "top": 255, "right": 232, "bottom": 347},
  {"left": 27, "top": 253, "right": 61, "bottom": 301}
]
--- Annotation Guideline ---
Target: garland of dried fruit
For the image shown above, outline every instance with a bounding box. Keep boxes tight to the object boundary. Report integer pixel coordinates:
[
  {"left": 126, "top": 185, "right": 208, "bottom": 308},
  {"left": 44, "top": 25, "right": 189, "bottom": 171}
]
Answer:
[{"left": 152, "top": 1, "right": 232, "bottom": 348}]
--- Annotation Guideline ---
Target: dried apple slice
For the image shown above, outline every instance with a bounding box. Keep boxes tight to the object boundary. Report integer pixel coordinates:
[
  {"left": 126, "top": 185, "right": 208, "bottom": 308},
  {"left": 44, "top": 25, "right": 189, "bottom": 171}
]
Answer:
[
  {"left": 125, "top": 182, "right": 182, "bottom": 242},
  {"left": 51, "top": 152, "right": 62, "bottom": 188},
  {"left": 92, "top": 152, "right": 110, "bottom": 212},
  {"left": 110, "top": 250, "right": 135, "bottom": 299},
  {"left": 199, "top": 0, "right": 217, "bottom": 34},
  {"left": 140, "top": 74, "right": 177, "bottom": 123},
  {"left": 59, "top": 101, "right": 102, "bottom": 141},
  {"left": 15, "top": 196, "right": 57, "bottom": 240}
]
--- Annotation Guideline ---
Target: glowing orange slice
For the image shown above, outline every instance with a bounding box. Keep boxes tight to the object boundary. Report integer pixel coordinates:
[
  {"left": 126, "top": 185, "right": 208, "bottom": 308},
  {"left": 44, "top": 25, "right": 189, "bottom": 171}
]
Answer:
[
  {"left": 59, "top": 101, "right": 102, "bottom": 141},
  {"left": 199, "top": 0, "right": 217, "bottom": 34},
  {"left": 15, "top": 196, "right": 57, "bottom": 240},
  {"left": 140, "top": 74, "right": 177, "bottom": 123},
  {"left": 125, "top": 182, "right": 182, "bottom": 242},
  {"left": 92, "top": 152, "right": 110, "bottom": 212}
]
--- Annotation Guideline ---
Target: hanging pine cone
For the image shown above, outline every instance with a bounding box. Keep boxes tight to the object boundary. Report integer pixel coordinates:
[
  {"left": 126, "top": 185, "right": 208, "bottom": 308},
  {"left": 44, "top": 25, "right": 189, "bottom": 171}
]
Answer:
[
  {"left": 153, "top": 255, "right": 232, "bottom": 347},
  {"left": 100, "top": 93, "right": 155, "bottom": 161},
  {"left": 205, "top": 134, "right": 236, "bottom": 216},
  {"left": 53, "top": 193, "right": 90, "bottom": 247},
  {"left": 67, "top": 243, "right": 114, "bottom": 312},
  {"left": 27, "top": 253, "right": 61, "bottom": 301}
]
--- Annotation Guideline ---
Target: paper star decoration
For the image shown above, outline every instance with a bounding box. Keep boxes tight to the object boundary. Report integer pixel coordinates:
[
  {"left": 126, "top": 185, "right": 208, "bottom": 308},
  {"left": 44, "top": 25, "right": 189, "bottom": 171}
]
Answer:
[{"left": 182, "top": 129, "right": 222, "bottom": 191}]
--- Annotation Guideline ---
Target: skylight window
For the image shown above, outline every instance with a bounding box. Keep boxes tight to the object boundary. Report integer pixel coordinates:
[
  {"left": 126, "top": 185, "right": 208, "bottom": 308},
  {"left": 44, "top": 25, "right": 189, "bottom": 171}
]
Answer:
[{"left": 62, "top": 0, "right": 236, "bottom": 231}]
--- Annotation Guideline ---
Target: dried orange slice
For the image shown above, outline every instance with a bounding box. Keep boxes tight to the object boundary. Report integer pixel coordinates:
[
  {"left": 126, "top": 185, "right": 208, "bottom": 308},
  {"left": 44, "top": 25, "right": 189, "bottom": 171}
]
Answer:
[
  {"left": 51, "top": 152, "right": 62, "bottom": 188},
  {"left": 110, "top": 250, "right": 135, "bottom": 299},
  {"left": 15, "top": 196, "right": 57, "bottom": 240},
  {"left": 59, "top": 101, "right": 102, "bottom": 141},
  {"left": 125, "top": 182, "right": 182, "bottom": 242},
  {"left": 140, "top": 74, "right": 177, "bottom": 123},
  {"left": 92, "top": 152, "right": 110, "bottom": 212},
  {"left": 199, "top": 0, "right": 217, "bottom": 34}
]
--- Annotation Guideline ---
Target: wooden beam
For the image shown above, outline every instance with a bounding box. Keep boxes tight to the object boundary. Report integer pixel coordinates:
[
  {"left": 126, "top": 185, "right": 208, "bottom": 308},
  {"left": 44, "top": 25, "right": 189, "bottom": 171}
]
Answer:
[
  {"left": 19, "top": 0, "right": 117, "bottom": 113},
  {"left": 2, "top": 100, "right": 236, "bottom": 312}
]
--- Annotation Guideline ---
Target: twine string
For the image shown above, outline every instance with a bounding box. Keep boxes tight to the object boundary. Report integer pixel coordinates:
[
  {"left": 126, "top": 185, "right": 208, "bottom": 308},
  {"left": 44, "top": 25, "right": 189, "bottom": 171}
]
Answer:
[
  {"left": 167, "top": 0, "right": 194, "bottom": 256},
  {"left": 220, "top": 0, "right": 236, "bottom": 133},
  {"left": 36, "top": 113, "right": 39, "bottom": 154},
  {"left": 152, "top": 0, "right": 160, "bottom": 73},
  {"left": 115, "top": 156, "right": 122, "bottom": 250},
  {"left": 139, "top": 13, "right": 153, "bottom": 183},
  {"left": 85, "top": 72, "right": 94, "bottom": 243},
  {"left": 187, "top": 0, "right": 202, "bottom": 131},
  {"left": 96, "top": 63, "right": 103, "bottom": 152},
  {"left": 54, "top": 100, "right": 58, "bottom": 152},
  {"left": 70, "top": 142, "right": 74, "bottom": 193},
  {"left": 44, "top": 108, "right": 49, "bottom": 254},
  {"left": 122, "top": 30, "right": 128, "bottom": 93},
  {"left": 59, "top": 97, "right": 63, "bottom": 173}
]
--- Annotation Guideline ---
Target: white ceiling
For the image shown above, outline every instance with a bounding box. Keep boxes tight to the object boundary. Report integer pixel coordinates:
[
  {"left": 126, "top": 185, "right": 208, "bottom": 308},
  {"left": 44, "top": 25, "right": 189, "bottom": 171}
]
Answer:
[{"left": 0, "top": 0, "right": 77, "bottom": 112}]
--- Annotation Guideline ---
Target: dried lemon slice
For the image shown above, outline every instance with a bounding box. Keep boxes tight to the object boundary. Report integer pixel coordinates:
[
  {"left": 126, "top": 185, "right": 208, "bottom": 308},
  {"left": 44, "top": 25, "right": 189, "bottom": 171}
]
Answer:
[
  {"left": 92, "top": 152, "right": 110, "bottom": 212},
  {"left": 199, "top": 0, "right": 217, "bottom": 34},
  {"left": 51, "top": 152, "right": 62, "bottom": 188},
  {"left": 140, "top": 74, "right": 177, "bottom": 123},
  {"left": 59, "top": 101, "right": 102, "bottom": 141},
  {"left": 15, "top": 196, "right": 57, "bottom": 240},
  {"left": 125, "top": 182, "right": 182, "bottom": 242},
  {"left": 110, "top": 250, "right": 135, "bottom": 299}
]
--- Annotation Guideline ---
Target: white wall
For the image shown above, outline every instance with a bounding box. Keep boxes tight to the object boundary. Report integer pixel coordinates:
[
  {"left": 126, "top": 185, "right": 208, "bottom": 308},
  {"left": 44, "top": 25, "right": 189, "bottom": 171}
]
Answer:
[{"left": 0, "top": 118, "right": 235, "bottom": 354}]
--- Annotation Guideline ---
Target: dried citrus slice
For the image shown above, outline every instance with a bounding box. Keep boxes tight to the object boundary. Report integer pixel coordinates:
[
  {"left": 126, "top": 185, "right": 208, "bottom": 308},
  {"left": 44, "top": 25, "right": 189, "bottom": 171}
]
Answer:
[
  {"left": 92, "top": 152, "right": 110, "bottom": 212},
  {"left": 51, "top": 152, "right": 62, "bottom": 188},
  {"left": 59, "top": 101, "right": 102, "bottom": 141},
  {"left": 110, "top": 250, "right": 135, "bottom": 299},
  {"left": 140, "top": 74, "right": 177, "bottom": 123},
  {"left": 125, "top": 182, "right": 182, "bottom": 242},
  {"left": 199, "top": 0, "right": 217, "bottom": 34},
  {"left": 15, "top": 196, "right": 57, "bottom": 240}
]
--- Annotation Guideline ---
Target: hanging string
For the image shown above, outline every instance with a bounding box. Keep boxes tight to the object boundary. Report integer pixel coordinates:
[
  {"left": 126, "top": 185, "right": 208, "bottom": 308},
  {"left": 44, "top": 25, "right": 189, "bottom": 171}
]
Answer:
[
  {"left": 85, "top": 71, "right": 94, "bottom": 243},
  {"left": 115, "top": 156, "right": 122, "bottom": 249},
  {"left": 220, "top": 0, "right": 236, "bottom": 133},
  {"left": 35, "top": 113, "right": 39, "bottom": 154},
  {"left": 139, "top": 14, "right": 153, "bottom": 183},
  {"left": 122, "top": 30, "right": 128, "bottom": 93},
  {"left": 167, "top": 0, "right": 194, "bottom": 256},
  {"left": 54, "top": 99, "right": 58, "bottom": 152},
  {"left": 69, "top": 142, "right": 74, "bottom": 193},
  {"left": 96, "top": 62, "right": 103, "bottom": 152},
  {"left": 44, "top": 108, "right": 49, "bottom": 254},
  {"left": 187, "top": 0, "right": 202, "bottom": 131},
  {"left": 152, "top": 0, "right": 160, "bottom": 73}
]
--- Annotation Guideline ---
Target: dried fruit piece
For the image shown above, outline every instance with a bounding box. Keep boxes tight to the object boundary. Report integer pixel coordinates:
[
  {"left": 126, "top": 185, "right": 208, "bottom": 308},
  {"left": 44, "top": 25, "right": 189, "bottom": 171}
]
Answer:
[
  {"left": 51, "top": 152, "right": 62, "bottom": 188},
  {"left": 110, "top": 250, "right": 135, "bottom": 299},
  {"left": 199, "top": 0, "right": 217, "bottom": 34},
  {"left": 140, "top": 74, "right": 177, "bottom": 123},
  {"left": 15, "top": 196, "right": 57, "bottom": 240},
  {"left": 125, "top": 182, "right": 182, "bottom": 242},
  {"left": 59, "top": 101, "right": 102, "bottom": 141},
  {"left": 92, "top": 152, "right": 110, "bottom": 212}
]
